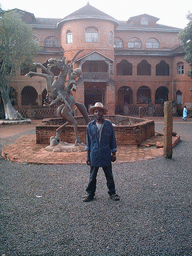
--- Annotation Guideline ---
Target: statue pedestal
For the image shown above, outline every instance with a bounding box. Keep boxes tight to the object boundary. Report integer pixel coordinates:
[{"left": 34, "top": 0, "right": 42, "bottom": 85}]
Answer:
[{"left": 45, "top": 142, "right": 86, "bottom": 152}]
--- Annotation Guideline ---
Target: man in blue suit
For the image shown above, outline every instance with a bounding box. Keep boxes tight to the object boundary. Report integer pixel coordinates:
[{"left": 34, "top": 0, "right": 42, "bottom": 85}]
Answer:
[{"left": 83, "top": 102, "right": 120, "bottom": 202}]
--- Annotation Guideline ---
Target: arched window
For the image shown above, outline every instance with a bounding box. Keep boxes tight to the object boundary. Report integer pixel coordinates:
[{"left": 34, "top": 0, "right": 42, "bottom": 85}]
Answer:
[
  {"left": 116, "top": 60, "right": 132, "bottom": 75},
  {"left": 85, "top": 27, "right": 98, "bottom": 42},
  {"left": 109, "top": 31, "right": 113, "bottom": 45},
  {"left": 177, "top": 62, "right": 184, "bottom": 74},
  {"left": 114, "top": 37, "right": 123, "bottom": 48},
  {"left": 176, "top": 90, "right": 182, "bottom": 105},
  {"left": 137, "top": 60, "right": 151, "bottom": 76},
  {"left": 146, "top": 38, "right": 159, "bottom": 49},
  {"left": 128, "top": 37, "right": 142, "bottom": 49},
  {"left": 137, "top": 86, "right": 151, "bottom": 104},
  {"left": 66, "top": 30, "right": 73, "bottom": 44},
  {"left": 44, "top": 36, "right": 60, "bottom": 47},
  {"left": 156, "top": 60, "right": 169, "bottom": 76},
  {"left": 141, "top": 17, "right": 148, "bottom": 25}
]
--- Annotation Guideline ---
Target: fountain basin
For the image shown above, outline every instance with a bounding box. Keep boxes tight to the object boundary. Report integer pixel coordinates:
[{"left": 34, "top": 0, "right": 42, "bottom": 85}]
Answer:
[{"left": 36, "top": 115, "right": 155, "bottom": 146}]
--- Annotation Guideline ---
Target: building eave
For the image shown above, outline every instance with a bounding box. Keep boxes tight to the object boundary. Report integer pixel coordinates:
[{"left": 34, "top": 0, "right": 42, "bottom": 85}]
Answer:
[
  {"left": 115, "top": 27, "right": 181, "bottom": 33},
  {"left": 76, "top": 50, "right": 114, "bottom": 63},
  {"left": 114, "top": 48, "right": 185, "bottom": 57},
  {"left": 57, "top": 16, "right": 119, "bottom": 27},
  {"left": 32, "top": 24, "right": 57, "bottom": 29}
]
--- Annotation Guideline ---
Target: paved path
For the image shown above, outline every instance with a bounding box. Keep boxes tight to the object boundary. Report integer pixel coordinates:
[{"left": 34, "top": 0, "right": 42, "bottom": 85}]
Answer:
[
  {"left": 0, "top": 117, "right": 192, "bottom": 255},
  {"left": 0, "top": 118, "right": 182, "bottom": 164}
]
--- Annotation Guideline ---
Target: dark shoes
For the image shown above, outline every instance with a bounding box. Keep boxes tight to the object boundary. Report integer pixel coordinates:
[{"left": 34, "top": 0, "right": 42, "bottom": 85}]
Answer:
[
  {"left": 83, "top": 195, "right": 94, "bottom": 202},
  {"left": 83, "top": 194, "right": 120, "bottom": 202},
  {"left": 110, "top": 193, "right": 120, "bottom": 201}
]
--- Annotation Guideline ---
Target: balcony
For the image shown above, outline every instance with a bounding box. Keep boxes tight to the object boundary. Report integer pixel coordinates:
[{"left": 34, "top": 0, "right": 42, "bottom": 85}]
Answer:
[{"left": 81, "top": 72, "right": 109, "bottom": 82}]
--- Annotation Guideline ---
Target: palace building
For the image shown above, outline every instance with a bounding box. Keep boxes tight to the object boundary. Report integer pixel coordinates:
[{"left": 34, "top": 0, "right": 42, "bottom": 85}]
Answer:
[{"left": 2, "top": 3, "right": 192, "bottom": 118}]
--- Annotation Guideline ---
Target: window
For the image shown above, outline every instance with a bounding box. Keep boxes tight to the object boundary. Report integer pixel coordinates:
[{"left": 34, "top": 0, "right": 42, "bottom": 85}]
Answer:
[
  {"left": 137, "top": 60, "right": 151, "bottom": 76},
  {"left": 146, "top": 38, "right": 159, "bottom": 49},
  {"left": 128, "top": 37, "right": 142, "bottom": 49},
  {"left": 156, "top": 60, "right": 169, "bottom": 76},
  {"left": 85, "top": 27, "right": 98, "bottom": 42},
  {"left": 44, "top": 36, "right": 60, "bottom": 47},
  {"left": 116, "top": 60, "right": 132, "bottom": 76},
  {"left": 114, "top": 37, "right": 123, "bottom": 48},
  {"left": 141, "top": 17, "right": 148, "bottom": 25},
  {"left": 177, "top": 62, "right": 184, "bottom": 74},
  {"left": 66, "top": 30, "right": 73, "bottom": 44},
  {"left": 109, "top": 31, "right": 113, "bottom": 45}
]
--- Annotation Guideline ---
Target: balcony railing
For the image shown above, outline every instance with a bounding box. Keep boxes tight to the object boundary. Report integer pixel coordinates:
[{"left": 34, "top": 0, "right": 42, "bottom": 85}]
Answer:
[{"left": 81, "top": 72, "right": 109, "bottom": 82}]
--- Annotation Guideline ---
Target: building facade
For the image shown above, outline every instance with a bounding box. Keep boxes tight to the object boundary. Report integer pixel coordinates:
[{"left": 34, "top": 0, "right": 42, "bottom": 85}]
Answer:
[{"left": 1, "top": 3, "right": 192, "bottom": 118}]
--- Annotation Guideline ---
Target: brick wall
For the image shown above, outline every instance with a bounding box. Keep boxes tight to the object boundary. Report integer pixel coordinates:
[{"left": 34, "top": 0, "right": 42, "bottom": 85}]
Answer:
[{"left": 36, "top": 116, "right": 155, "bottom": 146}]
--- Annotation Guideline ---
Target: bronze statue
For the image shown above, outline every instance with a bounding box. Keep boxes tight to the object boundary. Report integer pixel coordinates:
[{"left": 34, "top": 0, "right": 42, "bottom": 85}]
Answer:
[{"left": 26, "top": 52, "right": 90, "bottom": 145}]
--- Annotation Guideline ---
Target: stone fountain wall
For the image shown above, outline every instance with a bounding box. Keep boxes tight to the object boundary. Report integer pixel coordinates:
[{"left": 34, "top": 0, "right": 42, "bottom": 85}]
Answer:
[{"left": 36, "top": 115, "right": 155, "bottom": 146}]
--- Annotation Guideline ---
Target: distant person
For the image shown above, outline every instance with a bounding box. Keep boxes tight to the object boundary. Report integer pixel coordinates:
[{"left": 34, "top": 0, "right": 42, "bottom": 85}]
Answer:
[
  {"left": 83, "top": 102, "right": 120, "bottom": 202},
  {"left": 182, "top": 106, "right": 187, "bottom": 121}
]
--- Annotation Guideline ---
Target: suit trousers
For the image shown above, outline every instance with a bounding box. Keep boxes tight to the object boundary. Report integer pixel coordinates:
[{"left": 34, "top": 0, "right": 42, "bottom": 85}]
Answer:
[{"left": 86, "top": 163, "right": 116, "bottom": 197}]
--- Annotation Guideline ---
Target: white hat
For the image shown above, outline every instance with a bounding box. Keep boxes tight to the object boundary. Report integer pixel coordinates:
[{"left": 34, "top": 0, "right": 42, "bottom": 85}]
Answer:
[{"left": 89, "top": 102, "right": 108, "bottom": 114}]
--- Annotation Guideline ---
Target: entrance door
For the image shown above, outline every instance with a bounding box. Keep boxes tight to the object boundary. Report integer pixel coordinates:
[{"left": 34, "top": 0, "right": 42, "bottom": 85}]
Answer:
[{"left": 84, "top": 89, "right": 103, "bottom": 111}]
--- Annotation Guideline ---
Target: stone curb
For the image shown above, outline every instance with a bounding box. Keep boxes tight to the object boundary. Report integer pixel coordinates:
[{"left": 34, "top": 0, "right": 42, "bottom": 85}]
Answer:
[{"left": 2, "top": 134, "right": 180, "bottom": 165}]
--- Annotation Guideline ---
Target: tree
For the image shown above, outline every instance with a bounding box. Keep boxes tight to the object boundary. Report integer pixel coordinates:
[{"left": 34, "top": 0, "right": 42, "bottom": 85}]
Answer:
[
  {"left": 0, "top": 10, "right": 39, "bottom": 119},
  {"left": 179, "top": 12, "right": 192, "bottom": 78}
]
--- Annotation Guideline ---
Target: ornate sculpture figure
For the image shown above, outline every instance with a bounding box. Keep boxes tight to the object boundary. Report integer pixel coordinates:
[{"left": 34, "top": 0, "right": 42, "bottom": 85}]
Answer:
[{"left": 26, "top": 52, "right": 90, "bottom": 145}]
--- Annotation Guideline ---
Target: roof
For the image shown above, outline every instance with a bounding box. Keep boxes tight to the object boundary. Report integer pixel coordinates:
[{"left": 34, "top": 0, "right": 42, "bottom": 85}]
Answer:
[
  {"left": 116, "top": 21, "right": 181, "bottom": 33},
  {"left": 33, "top": 18, "right": 61, "bottom": 29},
  {"left": 76, "top": 50, "right": 114, "bottom": 63},
  {"left": 127, "top": 14, "right": 159, "bottom": 24},
  {"left": 57, "top": 2, "right": 119, "bottom": 27}
]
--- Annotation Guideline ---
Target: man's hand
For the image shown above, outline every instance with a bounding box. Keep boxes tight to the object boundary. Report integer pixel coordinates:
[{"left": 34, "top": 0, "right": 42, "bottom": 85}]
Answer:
[
  {"left": 86, "top": 151, "right": 91, "bottom": 165},
  {"left": 86, "top": 157, "right": 90, "bottom": 165},
  {"left": 111, "top": 152, "right": 116, "bottom": 162}
]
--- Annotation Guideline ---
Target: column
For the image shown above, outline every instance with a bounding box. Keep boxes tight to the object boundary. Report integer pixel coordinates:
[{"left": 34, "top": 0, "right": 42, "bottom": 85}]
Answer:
[
  {"left": 75, "top": 79, "right": 85, "bottom": 116},
  {"left": 105, "top": 82, "right": 115, "bottom": 115},
  {"left": 164, "top": 101, "right": 173, "bottom": 159}
]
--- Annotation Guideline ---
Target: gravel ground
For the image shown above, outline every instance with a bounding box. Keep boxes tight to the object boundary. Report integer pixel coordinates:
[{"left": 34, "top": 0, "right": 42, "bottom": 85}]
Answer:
[{"left": 0, "top": 122, "right": 192, "bottom": 255}]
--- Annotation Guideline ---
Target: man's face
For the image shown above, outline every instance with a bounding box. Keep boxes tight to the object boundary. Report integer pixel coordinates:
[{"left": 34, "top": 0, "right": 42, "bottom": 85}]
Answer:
[{"left": 94, "top": 108, "right": 104, "bottom": 122}]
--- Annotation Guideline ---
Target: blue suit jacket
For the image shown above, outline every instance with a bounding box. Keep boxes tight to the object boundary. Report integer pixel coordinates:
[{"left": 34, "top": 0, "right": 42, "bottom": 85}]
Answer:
[{"left": 86, "top": 119, "right": 117, "bottom": 167}]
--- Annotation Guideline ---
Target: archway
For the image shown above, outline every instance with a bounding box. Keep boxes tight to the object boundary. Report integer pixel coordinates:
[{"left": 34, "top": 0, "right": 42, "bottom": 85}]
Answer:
[
  {"left": 21, "top": 86, "right": 38, "bottom": 106},
  {"left": 137, "top": 86, "right": 151, "bottom": 104},
  {"left": 176, "top": 90, "right": 182, "bottom": 105},
  {"left": 155, "top": 86, "right": 169, "bottom": 104},
  {"left": 116, "top": 86, "right": 133, "bottom": 114},
  {"left": 84, "top": 88, "right": 103, "bottom": 111}
]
